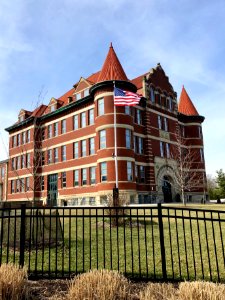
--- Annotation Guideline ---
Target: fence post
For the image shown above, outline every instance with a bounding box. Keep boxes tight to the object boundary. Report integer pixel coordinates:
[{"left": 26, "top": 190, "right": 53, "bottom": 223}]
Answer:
[
  {"left": 158, "top": 203, "right": 167, "bottom": 280},
  {"left": 19, "top": 204, "right": 26, "bottom": 267}
]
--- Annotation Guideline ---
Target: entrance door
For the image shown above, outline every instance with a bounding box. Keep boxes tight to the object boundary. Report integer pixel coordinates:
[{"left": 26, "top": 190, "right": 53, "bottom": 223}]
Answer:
[
  {"left": 162, "top": 176, "right": 172, "bottom": 203},
  {"left": 47, "top": 174, "right": 58, "bottom": 206}
]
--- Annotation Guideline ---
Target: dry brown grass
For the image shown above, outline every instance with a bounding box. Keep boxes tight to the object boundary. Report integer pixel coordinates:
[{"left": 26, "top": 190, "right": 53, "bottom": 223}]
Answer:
[
  {"left": 0, "top": 263, "right": 28, "bottom": 300},
  {"left": 139, "top": 282, "right": 177, "bottom": 300},
  {"left": 67, "top": 269, "right": 131, "bottom": 300},
  {"left": 178, "top": 281, "right": 225, "bottom": 300},
  {"left": 140, "top": 281, "right": 225, "bottom": 300}
]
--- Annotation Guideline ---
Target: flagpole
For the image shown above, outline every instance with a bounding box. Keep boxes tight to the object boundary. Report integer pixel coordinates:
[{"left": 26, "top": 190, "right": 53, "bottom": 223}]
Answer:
[{"left": 113, "top": 82, "right": 119, "bottom": 189}]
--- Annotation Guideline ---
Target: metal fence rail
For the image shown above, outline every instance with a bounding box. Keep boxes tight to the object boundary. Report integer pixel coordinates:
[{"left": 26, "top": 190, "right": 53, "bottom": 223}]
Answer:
[{"left": 0, "top": 204, "right": 225, "bottom": 281}]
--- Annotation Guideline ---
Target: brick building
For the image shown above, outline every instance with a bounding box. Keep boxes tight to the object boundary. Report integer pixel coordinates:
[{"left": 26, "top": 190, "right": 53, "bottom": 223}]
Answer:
[
  {"left": 4, "top": 44, "right": 206, "bottom": 205},
  {"left": 0, "top": 159, "right": 8, "bottom": 201}
]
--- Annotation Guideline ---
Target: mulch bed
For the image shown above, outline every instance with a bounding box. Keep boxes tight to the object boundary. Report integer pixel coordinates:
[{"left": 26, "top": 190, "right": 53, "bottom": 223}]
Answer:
[{"left": 27, "top": 279, "right": 149, "bottom": 299}]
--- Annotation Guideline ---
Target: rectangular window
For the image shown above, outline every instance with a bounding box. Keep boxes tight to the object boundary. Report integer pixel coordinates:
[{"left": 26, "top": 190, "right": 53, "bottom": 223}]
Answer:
[
  {"left": 22, "top": 132, "right": 26, "bottom": 144},
  {"left": 98, "top": 98, "right": 104, "bottom": 116},
  {"left": 17, "top": 134, "right": 20, "bottom": 146},
  {"left": 41, "top": 176, "right": 45, "bottom": 191},
  {"left": 89, "top": 197, "right": 95, "bottom": 205},
  {"left": 168, "top": 97, "right": 172, "bottom": 111},
  {"left": 26, "top": 177, "right": 30, "bottom": 192},
  {"left": 101, "top": 162, "right": 107, "bottom": 182},
  {"left": 158, "top": 115, "right": 162, "bottom": 130},
  {"left": 16, "top": 179, "right": 20, "bottom": 193},
  {"left": 84, "top": 88, "right": 89, "bottom": 97},
  {"left": 125, "top": 106, "right": 131, "bottom": 115},
  {"left": 54, "top": 148, "right": 59, "bottom": 163},
  {"left": 21, "top": 178, "right": 25, "bottom": 193},
  {"left": 62, "top": 145, "right": 66, "bottom": 161},
  {"left": 90, "top": 167, "right": 96, "bottom": 184},
  {"left": 160, "top": 141, "right": 164, "bottom": 157},
  {"left": 1, "top": 167, "right": 4, "bottom": 178},
  {"left": 150, "top": 87, "right": 155, "bottom": 103},
  {"left": 89, "top": 137, "right": 95, "bottom": 155},
  {"left": 48, "top": 149, "right": 52, "bottom": 164},
  {"left": 135, "top": 165, "right": 138, "bottom": 182},
  {"left": 48, "top": 125, "right": 52, "bottom": 138},
  {"left": 74, "top": 115, "right": 79, "bottom": 130},
  {"left": 82, "top": 168, "right": 87, "bottom": 185},
  {"left": 158, "top": 93, "right": 162, "bottom": 106},
  {"left": 54, "top": 122, "right": 58, "bottom": 136},
  {"left": 12, "top": 158, "right": 15, "bottom": 170},
  {"left": 89, "top": 109, "right": 94, "bottom": 125},
  {"left": 73, "top": 142, "right": 79, "bottom": 159},
  {"left": 74, "top": 170, "right": 79, "bottom": 186},
  {"left": 13, "top": 136, "right": 17, "bottom": 147},
  {"left": 164, "top": 117, "right": 168, "bottom": 132},
  {"left": 41, "top": 127, "right": 45, "bottom": 140},
  {"left": 61, "top": 119, "right": 66, "bottom": 134},
  {"left": 140, "top": 166, "right": 145, "bottom": 183},
  {"left": 76, "top": 93, "right": 81, "bottom": 100},
  {"left": 22, "top": 155, "right": 25, "bottom": 168},
  {"left": 136, "top": 109, "right": 142, "bottom": 125},
  {"left": 16, "top": 156, "right": 20, "bottom": 170},
  {"left": 127, "top": 161, "right": 133, "bottom": 181},
  {"left": 81, "top": 112, "right": 86, "bottom": 128},
  {"left": 62, "top": 172, "right": 66, "bottom": 188},
  {"left": 26, "top": 153, "right": 30, "bottom": 167},
  {"left": 99, "top": 130, "right": 106, "bottom": 149},
  {"left": 27, "top": 130, "right": 30, "bottom": 142},
  {"left": 138, "top": 137, "right": 144, "bottom": 154},
  {"left": 41, "top": 151, "right": 45, "bottom": 166},
  {"left": 166, "top": 143, "right": 170, "bottom": 158},
  {"left": 133, "top": 136, "right": 136, "bottom": 153},
  {"left": 11, "top": 180, "right": 15, "bottom": 193},
  {"left": 81, "top": 140, "right": 86, "bottom": 157},
  {"left": 50, "top": 105, "right": 55, "bottom": 112},
  {"left": 125, "top": 129, "right": 132, "bottom": 149}
]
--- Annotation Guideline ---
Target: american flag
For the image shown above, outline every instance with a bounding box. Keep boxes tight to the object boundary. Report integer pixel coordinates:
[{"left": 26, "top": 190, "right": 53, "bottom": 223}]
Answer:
[{"left": 114, "top": 87, "right": 142, "bottom": 106}]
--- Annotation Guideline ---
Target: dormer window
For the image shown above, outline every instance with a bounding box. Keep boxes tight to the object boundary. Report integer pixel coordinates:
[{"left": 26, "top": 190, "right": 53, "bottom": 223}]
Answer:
[
  {"left": 76, "top": 93, "right": 81, "bottom": 100},
  {"left": 84, "top": 88, "right": 89, "bottom": 97},
  {"left": 18, "top": 115, "right": 24, "bottom": 123},
  {"left": 50, "top": 105, "right": 56, "bottom": 112},
  {"left": 68, "top": 96, "right": 73, "bottom": 103}
]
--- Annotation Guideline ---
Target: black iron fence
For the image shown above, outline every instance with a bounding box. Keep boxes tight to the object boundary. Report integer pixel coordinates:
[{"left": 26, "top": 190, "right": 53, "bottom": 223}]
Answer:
[{"left": 0, "top": 204, "right": 225, "bottom": 281}]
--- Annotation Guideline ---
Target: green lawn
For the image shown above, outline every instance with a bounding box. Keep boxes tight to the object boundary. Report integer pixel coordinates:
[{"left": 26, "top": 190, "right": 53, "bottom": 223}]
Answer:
[{"left": 1, "top": 204, "right": 225, "bottom": 281}]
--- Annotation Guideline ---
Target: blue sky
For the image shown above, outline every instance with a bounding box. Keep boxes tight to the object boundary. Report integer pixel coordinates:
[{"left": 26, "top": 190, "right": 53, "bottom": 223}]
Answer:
[{"left": 0, "top": 0, "right": 224, "bottom": 176}]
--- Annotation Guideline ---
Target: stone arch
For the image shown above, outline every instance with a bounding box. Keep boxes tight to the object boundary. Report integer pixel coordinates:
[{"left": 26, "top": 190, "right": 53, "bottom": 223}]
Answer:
[{"left": 156, "top": 165, "right": 177, "bottom": 202}]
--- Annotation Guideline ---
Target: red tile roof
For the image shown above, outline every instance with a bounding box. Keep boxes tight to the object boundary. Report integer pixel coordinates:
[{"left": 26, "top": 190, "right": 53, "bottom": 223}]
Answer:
[
  {"left": 178, "top": 86, "right": 199, "bottom": 116},
  {"left": 58, "top": 88, "right": 75, "bottom": 104},
  {"left": 97, "top": 43, "right": 128, "bottom": 82},
  {"left": 131, "top": 73, "right": 147, "bottom": 89},
  {"left": 86, "top": 71, "right": 100, "bottom": 84}
]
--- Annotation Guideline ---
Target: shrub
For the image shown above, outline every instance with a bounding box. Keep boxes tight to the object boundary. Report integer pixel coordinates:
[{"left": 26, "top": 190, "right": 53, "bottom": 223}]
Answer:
[
  {"left": 0, "top": 263, "right": 28, "bottom": 300},
  {"left": 178, "top": 281, "right": 225, "bottom": 300},
  {"left": 67, "top": 269, "right": 131, "bottom": 300},
  {"left": 139, "top": 282, "right": 177, "bottom": 300}
]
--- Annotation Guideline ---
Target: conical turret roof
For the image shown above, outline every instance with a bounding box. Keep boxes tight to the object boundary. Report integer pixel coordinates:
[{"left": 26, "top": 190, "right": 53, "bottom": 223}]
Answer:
[
  {"left": 178, "top": 86, "right": 199, "bottom": 116},
  {"left": 97, "top": 43, "right": 128, "bottom": 82}
]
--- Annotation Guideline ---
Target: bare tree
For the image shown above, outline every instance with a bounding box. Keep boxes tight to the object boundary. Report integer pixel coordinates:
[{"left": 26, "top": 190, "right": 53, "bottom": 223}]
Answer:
[
  {"left": 170, "top": 126, "right": 204, "bottom": 205},
  {"left": 9, "top": 89, "right": 47, "bottom": 203}
]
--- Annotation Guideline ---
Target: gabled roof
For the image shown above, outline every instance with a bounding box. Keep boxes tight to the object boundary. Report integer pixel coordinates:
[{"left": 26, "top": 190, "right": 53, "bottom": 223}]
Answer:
[
  {"left": 178, "top": 86, "right": 199, "bottom": 116},
  {"left": 97, "top": 43, "right": 128, "bottom": 82}
]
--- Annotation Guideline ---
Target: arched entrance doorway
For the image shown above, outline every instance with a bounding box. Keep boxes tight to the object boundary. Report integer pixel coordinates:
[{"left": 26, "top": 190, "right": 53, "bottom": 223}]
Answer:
[{"left": 162, "top": 176, "right": 172, "bottom": 203}]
